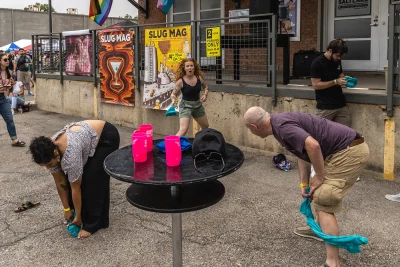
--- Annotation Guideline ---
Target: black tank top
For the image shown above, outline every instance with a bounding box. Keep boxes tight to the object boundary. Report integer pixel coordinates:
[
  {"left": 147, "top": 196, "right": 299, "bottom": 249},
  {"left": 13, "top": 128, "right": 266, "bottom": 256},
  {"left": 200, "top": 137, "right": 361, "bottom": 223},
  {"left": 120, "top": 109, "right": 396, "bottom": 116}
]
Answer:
[{"left": 181, "top": 77, "right": 201, "bottom": 101}]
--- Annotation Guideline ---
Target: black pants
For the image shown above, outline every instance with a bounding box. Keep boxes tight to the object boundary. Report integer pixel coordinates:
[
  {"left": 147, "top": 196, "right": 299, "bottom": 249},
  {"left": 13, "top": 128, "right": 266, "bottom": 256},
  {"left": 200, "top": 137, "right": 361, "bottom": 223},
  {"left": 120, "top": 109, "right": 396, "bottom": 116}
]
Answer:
[{"left": 68, "top": 122, "right": 120, "bottom": 234}]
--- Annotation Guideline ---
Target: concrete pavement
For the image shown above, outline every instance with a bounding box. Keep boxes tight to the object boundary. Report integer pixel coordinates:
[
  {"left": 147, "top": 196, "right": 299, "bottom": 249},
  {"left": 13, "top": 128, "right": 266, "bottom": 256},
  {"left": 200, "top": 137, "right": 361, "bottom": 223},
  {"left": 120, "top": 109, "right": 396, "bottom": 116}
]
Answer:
[{"left": 0, "top": 110, "right": 399, "bottom": 267}]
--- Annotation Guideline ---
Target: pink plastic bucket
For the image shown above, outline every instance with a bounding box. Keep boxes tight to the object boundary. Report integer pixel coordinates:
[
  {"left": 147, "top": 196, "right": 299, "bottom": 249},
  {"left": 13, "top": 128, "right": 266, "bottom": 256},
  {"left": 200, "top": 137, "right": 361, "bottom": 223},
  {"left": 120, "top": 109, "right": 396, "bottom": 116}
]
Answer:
[
  {"left": 132, "top": 133, "right": 147, "bottom": 163},
  {"left": 139, "top": 124, "right": 153, "bottom": 152},
  {"left": 165, "top": 135, "right": 181, "bottom": 167}
]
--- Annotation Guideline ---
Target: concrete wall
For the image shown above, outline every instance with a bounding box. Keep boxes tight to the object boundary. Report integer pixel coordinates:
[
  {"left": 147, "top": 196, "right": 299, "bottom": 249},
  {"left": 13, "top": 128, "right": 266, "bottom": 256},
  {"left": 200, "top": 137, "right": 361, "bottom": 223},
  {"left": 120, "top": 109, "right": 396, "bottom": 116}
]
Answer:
[
  {"left": 0, "top": 8, "right": 128, "bottom": 46},
  {"left": 36, "top": 77, "right": 399, "bottom": 174}
]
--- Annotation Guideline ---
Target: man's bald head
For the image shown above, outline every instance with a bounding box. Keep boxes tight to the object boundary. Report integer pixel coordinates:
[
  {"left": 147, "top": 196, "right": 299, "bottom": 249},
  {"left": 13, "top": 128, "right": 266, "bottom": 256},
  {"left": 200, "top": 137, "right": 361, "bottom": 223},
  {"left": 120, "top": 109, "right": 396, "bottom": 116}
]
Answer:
[{"left": 244, "top": 106, "right": 270, "bottom": 127}]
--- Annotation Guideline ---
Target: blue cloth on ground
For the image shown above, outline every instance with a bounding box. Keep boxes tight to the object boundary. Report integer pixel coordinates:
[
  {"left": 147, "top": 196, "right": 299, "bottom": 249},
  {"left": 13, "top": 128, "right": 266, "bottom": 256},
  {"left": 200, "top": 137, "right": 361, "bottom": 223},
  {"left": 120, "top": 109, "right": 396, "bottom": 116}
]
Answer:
[
  {"left": 156, "top": 136, "right": 192, "bottom": 153},
  {"left": 66, "top": 210, "right": 80, "bottom": 238},
  {"left": 345, "top": 76, "right": 358, "bottom": 88},
  {"left": 300, "top": 188, "right": 368, "bottom": 253}
]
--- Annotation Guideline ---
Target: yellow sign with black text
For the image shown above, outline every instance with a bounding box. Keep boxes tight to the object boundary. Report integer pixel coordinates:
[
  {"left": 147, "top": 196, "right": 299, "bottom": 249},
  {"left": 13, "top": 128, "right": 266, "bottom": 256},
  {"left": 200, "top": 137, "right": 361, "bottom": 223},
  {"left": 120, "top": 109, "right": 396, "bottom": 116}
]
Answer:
[{"left": 206, "top": 27, "right": 221, "bottom": 57}]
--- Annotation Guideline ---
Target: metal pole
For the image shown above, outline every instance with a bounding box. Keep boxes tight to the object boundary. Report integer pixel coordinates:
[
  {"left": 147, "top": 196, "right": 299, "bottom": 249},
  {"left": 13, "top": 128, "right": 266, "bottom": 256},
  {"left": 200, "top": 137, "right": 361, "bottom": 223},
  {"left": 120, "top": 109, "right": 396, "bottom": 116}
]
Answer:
[
  {"left": 171, "top": 185, "right": 182, "bottom": 267},
  {"left": 172, "top": 214, "right": 182, "bottom": 267},
  {"left": 387, "top": 4, "right": 395, "bottom": 117},
  {"left": 49, "top": 0, "right": 52, "bottom": 33},
  {"left": 31, "top": 35, "right": 35, "bottom": 77},
  {"left": 49, "top": 0, "right": 53, "bottom": 72},
  {"left": 134, "top": 26, "right": 140, "bottom": 92},
  {"left": 271, "top": 15, "right": 277, "bottom": 106},
  {"left": 92, "top": 30, "right": 99, "bottom": 120},
  {"left": 59, "top": 33, "right": 63, "bottom": 85}
]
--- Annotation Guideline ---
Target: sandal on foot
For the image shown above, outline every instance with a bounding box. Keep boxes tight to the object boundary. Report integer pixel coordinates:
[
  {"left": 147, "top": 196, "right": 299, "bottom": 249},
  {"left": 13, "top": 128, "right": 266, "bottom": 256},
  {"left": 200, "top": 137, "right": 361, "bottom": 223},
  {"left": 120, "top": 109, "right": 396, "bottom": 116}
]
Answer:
[
  {"left": 14, "top": 201, "right": 41, "bottom": 213},
  {"left": 12, "top": 140, "right": 26, "bottom": 147}
]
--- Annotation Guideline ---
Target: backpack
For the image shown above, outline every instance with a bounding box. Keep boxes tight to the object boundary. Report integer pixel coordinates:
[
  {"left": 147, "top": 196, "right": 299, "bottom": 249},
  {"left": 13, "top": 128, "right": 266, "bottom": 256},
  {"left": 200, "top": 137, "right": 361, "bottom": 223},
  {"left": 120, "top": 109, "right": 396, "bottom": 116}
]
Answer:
[
  {"left": 17, "top": 103, "right": 31, "bottom": 113},
  {"left": 17, "top": 56, "right": 28, "bottom": 71},
  {"left": 272, "top": 153, "right": 291, "bottom": 172},
  {"left": 192, "top": 128, "right": 226, "bottom": 172}
]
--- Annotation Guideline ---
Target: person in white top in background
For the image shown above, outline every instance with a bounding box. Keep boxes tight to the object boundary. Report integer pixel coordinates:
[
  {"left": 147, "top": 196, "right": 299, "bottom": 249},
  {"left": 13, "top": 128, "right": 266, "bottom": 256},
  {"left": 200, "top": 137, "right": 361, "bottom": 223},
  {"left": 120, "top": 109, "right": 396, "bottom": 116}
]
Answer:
[{"left": 8, "top": 81, "right": 25, "bottom": 115}]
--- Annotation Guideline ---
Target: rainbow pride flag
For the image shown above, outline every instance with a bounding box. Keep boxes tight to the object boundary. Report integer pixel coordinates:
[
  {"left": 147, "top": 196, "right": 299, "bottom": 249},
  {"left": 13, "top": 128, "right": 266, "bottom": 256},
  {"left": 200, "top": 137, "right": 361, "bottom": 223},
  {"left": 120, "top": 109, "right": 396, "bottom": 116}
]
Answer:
[
  {"left": 89, "top": 0, "right": 113, "bottom": 26},
  {"left": 157, "top": 0, "right": 175, "bottom": 14}
]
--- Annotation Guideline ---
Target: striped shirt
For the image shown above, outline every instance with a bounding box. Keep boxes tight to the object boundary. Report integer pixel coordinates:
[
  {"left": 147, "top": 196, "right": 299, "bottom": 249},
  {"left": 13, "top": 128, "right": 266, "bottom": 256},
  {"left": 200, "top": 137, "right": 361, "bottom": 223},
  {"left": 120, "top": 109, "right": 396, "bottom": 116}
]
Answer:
[{"left": 48, "top": 121, "right": 98, "bottom": 183}]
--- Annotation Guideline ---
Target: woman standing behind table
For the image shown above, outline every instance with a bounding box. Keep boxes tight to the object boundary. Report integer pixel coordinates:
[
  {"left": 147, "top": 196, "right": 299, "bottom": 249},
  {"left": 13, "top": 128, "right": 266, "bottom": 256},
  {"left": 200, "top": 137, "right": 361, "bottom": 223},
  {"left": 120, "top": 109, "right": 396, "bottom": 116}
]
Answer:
[
  {"left": 0, "top": 53, "right": 26, "bottom": 147},
  {"left": 29, "top": 120, "right": 120, "bottom": 239},
  {"left": 170, "top": 58, "right": 210, "bottom": 136}
]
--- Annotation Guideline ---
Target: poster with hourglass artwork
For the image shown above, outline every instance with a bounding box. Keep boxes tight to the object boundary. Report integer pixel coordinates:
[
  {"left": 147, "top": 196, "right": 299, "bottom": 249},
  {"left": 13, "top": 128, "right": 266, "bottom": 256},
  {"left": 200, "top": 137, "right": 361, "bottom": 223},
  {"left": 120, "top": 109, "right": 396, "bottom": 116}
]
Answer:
[
  {"left": 98, "top": 29, "right": 135, "bottom": 106},
  {"left": 143, "top": 25, "right": 191, "bottom": 110}
]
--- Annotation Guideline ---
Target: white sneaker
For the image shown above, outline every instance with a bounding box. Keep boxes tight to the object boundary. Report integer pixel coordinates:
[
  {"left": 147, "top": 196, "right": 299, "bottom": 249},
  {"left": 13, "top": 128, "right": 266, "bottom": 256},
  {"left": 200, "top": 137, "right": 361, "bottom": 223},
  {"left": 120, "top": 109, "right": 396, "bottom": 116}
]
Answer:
[
  {"left": 357, "top": 177, "right": 361, "bottom": 182},
  {"left": 385, "top": 193, "right": 400, "bottom": 202}
]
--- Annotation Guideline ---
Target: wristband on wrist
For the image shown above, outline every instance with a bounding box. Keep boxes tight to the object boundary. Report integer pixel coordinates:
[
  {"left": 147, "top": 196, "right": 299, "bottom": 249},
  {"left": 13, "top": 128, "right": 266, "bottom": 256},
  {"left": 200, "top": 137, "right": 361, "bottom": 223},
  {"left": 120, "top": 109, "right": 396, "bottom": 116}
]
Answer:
[
  {"left": 334, "top": 79, "right": 337, "bottom": 85},
  {"left": 300, "top": 183, "right": 309, "bottom": 188},
  {"left": 64, "top": 207, "right": 71, "bottom": 212}
]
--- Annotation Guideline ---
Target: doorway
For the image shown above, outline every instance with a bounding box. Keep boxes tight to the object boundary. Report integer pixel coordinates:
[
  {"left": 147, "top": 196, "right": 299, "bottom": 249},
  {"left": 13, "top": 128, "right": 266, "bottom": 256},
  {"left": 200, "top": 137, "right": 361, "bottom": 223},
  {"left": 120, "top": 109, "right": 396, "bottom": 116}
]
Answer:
[{"left": 325, "top": 0, "right": 388, "bottom": 71}]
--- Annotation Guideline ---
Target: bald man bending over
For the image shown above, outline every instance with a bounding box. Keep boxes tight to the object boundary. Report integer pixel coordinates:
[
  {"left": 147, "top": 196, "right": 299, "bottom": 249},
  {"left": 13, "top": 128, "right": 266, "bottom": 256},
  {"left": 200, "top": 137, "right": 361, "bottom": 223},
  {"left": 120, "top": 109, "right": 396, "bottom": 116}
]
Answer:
[{"left": 243, "top": 107, "right": 369, "bottom": 267}]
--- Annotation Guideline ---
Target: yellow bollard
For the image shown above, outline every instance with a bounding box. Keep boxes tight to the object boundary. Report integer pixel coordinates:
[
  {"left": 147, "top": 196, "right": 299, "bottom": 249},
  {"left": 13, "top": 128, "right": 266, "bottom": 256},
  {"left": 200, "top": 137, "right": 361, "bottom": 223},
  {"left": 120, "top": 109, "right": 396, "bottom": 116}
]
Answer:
[{"left": 384, "top": 116, "right": 395, "bottom": 180}]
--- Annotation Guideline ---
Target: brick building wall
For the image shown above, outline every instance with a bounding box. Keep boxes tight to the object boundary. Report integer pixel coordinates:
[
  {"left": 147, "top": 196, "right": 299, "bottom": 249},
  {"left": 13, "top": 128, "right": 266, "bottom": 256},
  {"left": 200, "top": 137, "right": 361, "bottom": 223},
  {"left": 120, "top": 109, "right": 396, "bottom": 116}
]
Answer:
[{"left": 138, "top": 0, "right": 319, "bottom": 76}]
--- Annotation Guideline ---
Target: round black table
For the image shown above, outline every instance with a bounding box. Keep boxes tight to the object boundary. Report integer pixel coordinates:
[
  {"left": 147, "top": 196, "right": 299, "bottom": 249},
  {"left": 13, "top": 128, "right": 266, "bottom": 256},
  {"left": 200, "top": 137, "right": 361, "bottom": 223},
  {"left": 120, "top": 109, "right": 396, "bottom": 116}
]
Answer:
[{"left": 104, "top": 139, "right": 244, "bottom": 267}]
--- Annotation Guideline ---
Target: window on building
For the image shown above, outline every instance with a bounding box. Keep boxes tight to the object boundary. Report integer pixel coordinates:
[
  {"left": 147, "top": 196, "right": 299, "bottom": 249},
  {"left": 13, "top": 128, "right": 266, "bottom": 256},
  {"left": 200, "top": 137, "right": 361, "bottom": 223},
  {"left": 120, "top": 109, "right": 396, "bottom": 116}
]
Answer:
[
  {"left": 171, "top": 0, "right": 192, "bottom": 24},
  {"left": 169, "top": 0, "right": 223, "bottom": 23}
]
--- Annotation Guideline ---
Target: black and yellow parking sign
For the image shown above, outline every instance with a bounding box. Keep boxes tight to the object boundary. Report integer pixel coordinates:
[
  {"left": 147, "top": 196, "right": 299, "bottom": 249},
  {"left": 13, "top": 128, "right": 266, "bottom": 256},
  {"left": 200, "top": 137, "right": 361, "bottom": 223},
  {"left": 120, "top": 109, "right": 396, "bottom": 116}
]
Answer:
[{"left": 206, "top": 27, "right": 221, "bottom": 57}]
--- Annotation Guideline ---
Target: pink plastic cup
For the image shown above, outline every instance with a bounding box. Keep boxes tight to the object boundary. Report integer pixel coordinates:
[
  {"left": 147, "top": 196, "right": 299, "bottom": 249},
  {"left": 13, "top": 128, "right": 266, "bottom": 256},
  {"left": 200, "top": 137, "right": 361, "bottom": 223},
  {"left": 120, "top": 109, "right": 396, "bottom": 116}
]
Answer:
[
  {"left": 165, "top": 135, "right": 181, "bottom": 167},
  {"left": 139, "top": 124, "right": 153, "bottom": 152},
  {"left": 131, "top": 133, "right": 147, "bottom": 163}
]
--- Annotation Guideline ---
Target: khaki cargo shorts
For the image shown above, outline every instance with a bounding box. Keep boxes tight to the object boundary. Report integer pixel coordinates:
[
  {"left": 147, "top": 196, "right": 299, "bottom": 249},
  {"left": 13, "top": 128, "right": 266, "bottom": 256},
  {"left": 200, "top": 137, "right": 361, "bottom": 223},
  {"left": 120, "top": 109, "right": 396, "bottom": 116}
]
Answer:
[
  {"left": 315, "top": 106, "right": 351, "bottom": 127},
  {"left": 312, "top": 142, "right": 369, "bottom": 214},
  {"left": 179, "top": 99, "right": 206, "bottom": 119},
  {"left": 18, "top": 71, "right": 31, "bottom": 84}
]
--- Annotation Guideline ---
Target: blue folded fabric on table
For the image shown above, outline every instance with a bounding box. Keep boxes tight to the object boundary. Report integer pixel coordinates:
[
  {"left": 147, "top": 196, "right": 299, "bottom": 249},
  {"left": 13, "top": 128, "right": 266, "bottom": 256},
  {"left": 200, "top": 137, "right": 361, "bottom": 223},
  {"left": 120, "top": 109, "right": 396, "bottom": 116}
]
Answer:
[
  {"left": 300, "top": 188, "right": 368, "bottom": 253},
  {"left": 156, "top": 136, "right": 192, "bottom": 153},
  {"left": 66, "top": 210, "right": 80, "bottom": 238}
]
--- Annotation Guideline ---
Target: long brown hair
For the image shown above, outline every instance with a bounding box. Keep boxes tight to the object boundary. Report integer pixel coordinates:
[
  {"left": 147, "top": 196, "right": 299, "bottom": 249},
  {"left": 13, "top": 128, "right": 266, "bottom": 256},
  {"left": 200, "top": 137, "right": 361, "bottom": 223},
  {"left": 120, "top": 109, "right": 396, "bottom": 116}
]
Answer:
[
  {"left": 0, "top": 53, "right": 11, "bottom": 79},
  {"left": 175, "top": 58, "right": 203, "bottom": 81}
]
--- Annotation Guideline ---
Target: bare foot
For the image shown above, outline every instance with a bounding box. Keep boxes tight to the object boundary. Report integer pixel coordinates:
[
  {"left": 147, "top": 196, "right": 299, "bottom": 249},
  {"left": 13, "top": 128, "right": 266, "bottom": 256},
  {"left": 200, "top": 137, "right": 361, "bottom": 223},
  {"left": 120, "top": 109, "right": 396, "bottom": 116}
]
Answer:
[{"left": 78, "top": 229, "right": 91, "bottom": 239}]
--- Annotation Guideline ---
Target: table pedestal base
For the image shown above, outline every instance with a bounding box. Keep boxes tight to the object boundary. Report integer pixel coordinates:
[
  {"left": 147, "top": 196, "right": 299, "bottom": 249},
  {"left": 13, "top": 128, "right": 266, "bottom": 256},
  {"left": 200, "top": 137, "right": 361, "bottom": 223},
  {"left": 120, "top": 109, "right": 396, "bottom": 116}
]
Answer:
[
  {"left": 172, "top": 213, "right": 182, "bottom": 267},
  {"left": 125, "top": 180, "right": 225, "bottom": 267}
]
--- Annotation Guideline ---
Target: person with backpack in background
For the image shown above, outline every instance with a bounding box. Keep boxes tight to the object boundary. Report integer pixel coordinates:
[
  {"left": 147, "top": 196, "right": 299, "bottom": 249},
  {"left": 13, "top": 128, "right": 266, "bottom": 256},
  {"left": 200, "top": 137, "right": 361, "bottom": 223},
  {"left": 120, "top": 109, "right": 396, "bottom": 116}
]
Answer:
[{"left": 15, "top": 48, "right": 33, "bottom": 96}]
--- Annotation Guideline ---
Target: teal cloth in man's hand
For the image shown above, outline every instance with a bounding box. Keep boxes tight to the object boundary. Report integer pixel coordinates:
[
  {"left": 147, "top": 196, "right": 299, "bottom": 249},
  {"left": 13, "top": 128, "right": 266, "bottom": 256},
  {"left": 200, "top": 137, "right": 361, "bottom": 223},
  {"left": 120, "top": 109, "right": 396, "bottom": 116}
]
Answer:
[
  {"left": 345, "top": 76, "right": 358, "bottom": 88},
  {"left": 300, "top": 188, "right": 368, "bottom": 253}
]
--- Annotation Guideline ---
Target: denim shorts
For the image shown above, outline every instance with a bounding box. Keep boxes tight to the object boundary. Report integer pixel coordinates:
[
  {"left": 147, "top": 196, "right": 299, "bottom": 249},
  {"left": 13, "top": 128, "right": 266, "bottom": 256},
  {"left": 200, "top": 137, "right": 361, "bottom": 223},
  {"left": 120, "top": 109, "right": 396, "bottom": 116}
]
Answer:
[{"left": 179, "top": 99, "right": 205, "bottom": 119}]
